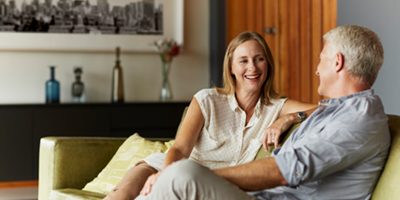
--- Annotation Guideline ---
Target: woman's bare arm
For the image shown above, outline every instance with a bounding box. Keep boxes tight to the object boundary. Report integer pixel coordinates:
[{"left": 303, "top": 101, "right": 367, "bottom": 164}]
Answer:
[
  {"left": 262, "top": 99, "right": 317, "bottom": 151},
  {"left": 162, "top": 97, "right": 204, "bottom": 169},
  {"left": 140, "top": 98, "right": 205, "bottom": 195}
]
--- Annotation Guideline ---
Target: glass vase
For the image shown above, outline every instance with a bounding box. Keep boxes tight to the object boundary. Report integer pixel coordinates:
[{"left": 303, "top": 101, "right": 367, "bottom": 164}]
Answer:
[
  {"left": 160, "top": 60, "right": 173, "bottom": 101},
  {"left": 72, "top": 67, "right": 85, "bottom": 103},
  {"left": 46, "top": 66, "right": 60, "bottom": 104}
]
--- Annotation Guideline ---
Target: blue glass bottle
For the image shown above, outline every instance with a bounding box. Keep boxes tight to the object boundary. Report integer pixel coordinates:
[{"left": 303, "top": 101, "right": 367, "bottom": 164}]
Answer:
[{"left": 46, "top": 66, "right": 60, "bottom": 104}]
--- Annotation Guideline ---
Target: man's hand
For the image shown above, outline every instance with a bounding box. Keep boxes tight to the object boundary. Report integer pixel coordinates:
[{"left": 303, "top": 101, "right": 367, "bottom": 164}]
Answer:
[
  {"left": 262, "top": 113, "right": 296, "bottom": 151},
  {"left": 140, "top": 171, "right": 162, "bottom": 196}
]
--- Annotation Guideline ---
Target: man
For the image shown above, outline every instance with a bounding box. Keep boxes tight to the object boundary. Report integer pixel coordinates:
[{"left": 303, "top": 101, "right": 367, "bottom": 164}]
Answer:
[{"left": 135, "top": 25, "right": 390, "bottom": 200}]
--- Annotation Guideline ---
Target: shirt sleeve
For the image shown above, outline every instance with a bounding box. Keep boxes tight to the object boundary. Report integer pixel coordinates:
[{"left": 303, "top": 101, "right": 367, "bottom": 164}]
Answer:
[
  {"left": 273, "top": 102, "right": 390, "bottom": 187},
  {"left": 194, "top": 89, "right": 213, "bottom": 129}
]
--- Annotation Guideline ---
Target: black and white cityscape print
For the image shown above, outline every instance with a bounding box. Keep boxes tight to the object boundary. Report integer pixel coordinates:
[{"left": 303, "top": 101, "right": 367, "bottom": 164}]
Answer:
[{"left": 0, "top": 0, "right": 163, "bottom": 35}]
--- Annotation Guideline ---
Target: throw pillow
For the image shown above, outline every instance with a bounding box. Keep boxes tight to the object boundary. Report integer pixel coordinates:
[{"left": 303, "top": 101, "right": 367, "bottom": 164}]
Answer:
[{"left": 82, "top": 133, "right": 174, "bottom": 195}]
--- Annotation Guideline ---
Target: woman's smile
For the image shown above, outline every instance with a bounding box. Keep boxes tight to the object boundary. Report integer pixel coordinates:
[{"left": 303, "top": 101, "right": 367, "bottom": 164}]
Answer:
[{"left": 244, "top": 74, "right": 261, "bottom": 80}]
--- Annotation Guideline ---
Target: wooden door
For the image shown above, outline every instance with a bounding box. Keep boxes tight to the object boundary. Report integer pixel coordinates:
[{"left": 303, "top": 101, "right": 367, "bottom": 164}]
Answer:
[{"left": 226, "top": 0, "right": 337, "bottom": 103}]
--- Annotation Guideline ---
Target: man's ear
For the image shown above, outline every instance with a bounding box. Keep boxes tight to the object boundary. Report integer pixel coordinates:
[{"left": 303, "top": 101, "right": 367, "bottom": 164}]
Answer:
[{"left": 335, "top": 52, "right": 344, "bottom": 72}]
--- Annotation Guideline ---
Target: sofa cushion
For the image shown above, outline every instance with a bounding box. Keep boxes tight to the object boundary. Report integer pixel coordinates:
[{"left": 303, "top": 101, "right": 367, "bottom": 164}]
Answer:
[
  {"left": 82, "top": 133, "right": 174, "bottom": 195},
  {"left": 371, "top": 115, "right": 400, "bottom": 200},
  {"left": 50, "top": 188, "right": 105, "bottom": 200}
]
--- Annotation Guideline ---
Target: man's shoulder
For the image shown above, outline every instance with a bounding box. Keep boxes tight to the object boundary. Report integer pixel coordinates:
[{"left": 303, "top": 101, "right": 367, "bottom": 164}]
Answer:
[
  {"left": 340, "top": 92, "right": 386, "bottom": 120},
  {"left": 328, "top": 93, "right": 389, "bottom": 140}
]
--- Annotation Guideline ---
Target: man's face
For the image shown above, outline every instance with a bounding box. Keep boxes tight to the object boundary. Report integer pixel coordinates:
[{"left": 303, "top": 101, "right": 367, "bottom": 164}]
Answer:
[{"left": 316, "top": 41, "right": 337, "bottom": 97}]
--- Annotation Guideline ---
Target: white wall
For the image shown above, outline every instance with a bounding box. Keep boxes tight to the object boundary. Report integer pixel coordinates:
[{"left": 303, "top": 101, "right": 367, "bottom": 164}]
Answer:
[
  {"left": 338, "top": 0, "right": 400, "bottom": 115},
  {"left": 0, "top": 1, "right": 209, "bottom": 104}
]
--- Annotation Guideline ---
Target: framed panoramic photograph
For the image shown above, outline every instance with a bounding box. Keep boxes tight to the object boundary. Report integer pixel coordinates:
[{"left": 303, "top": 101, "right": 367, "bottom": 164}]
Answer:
[{"left": 0, "top": 0, "right": 183, "bottom": 52}]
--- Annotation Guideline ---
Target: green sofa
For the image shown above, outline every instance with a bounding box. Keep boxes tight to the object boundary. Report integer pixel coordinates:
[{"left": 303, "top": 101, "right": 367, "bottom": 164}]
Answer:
[{"left": 38, "top": 115, "right": 400, "bottom": 200}]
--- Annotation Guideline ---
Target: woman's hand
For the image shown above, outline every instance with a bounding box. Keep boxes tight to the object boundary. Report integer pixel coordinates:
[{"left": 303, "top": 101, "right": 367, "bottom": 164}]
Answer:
[
  {"left": 140, "top": 171, "right": 162, "bottom": 196},
  {"left": 262, "top": 113, "right": 295, "bottom": 151}
]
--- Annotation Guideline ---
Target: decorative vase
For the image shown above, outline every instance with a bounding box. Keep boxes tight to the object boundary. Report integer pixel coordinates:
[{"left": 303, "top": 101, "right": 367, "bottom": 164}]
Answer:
[
  {"left": 153, "top": 39, "right": 181, "bottom": 101},
  {"left": 46, "top": 66, "right": 60, "bottom": 104},
  {"left": 160, "top": 60, "right": 173, "bottom": 101},
  {"left": 72, "top": 67, "right": 85, "bottom": 103},
  {"left": 111, "top": 47, "right": 124, "bottom": 103}
]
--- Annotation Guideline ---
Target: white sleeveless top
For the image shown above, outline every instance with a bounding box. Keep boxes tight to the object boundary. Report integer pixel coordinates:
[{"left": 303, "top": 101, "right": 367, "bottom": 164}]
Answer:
[{"left": 144, "top": 89, "right": 287, "bottom": 170}]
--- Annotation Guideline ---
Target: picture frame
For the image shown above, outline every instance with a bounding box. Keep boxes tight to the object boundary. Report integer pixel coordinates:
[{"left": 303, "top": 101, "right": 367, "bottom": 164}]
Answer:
[{"left": 0, "top": 0, "right": 184, "bottom": 52}]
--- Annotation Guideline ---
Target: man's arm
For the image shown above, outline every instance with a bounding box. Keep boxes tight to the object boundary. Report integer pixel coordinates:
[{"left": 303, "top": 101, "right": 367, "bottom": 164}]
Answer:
[{"left": 213, "top": 157, "right": 287, "bottom": 191}]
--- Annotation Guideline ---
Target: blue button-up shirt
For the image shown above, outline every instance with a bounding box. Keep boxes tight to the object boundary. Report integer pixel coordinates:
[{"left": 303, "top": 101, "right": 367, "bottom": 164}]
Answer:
[{"left": 251, "top": 89, "right": 391, "bottom": 200}]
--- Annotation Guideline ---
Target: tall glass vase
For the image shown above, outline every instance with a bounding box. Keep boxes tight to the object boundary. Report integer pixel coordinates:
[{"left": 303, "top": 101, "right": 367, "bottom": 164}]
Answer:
[{"left": 160, "top": 60, "right": 173, "bottom": 101}]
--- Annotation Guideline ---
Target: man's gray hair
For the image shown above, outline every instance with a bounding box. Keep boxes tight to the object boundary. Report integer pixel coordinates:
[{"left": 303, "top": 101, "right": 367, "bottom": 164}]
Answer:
[{"left": 323, "top": 25, "right": 384, "bottom": 86}]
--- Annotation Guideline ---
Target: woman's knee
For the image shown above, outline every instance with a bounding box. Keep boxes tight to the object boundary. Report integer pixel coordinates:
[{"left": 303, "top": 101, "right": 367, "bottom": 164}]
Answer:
[{"left": 163, "top": 160, "right": 209, "bottom": 182}]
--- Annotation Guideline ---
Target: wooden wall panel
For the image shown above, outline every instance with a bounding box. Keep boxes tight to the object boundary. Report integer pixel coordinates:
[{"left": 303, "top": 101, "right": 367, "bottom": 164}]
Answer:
[
  {"left": 246, "top": 0, "right": 255, "bottom": 31},
  {"left": 289, "top": 1, "right": 300, "bottom": 99},
  {"left": 226, "top": 0, "right": 247, "bottom": 44},
  {"left": 300, "top": 0, "right": 312, "bottom": 102},
  {"left": 263, "top": 0, "right": 280, "bottom": 93},
  {"left": 311, "top": 0, "right": 323, "bottom": 103},
  {"left": 323, "top": 0, "right": 338, "bottom": 36},
  {"left": 254, "top": 0, "right": 264, "bottom": 35},
  {"left": 279, "top": 0, "right": 290, "bottom": 97},
  {"left": 226, "top": 0, "right": 337, "bottom": 103}
]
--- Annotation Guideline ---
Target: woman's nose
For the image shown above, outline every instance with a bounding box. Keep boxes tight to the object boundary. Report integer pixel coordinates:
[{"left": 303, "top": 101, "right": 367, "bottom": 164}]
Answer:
[{"left": 248, "top": 61, "right": 256, "bottom": 71}]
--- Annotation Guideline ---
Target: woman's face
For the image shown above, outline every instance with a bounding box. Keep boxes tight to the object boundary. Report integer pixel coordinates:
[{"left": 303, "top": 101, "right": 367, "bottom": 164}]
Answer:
[{"left": 231, "top": 40, "right": 268, "bottom": 95}]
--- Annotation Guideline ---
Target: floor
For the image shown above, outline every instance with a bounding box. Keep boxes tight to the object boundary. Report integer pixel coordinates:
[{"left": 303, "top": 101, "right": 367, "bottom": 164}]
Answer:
[{"left": 0, "top": 187, "right": 38, "bottom": 200}]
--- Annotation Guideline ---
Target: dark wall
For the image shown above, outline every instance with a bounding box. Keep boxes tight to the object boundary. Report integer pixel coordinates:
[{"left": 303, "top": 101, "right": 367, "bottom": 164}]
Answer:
[
  {"left": 0, "top": 103, "right": 189, "bottom": 182},
  {"left": 209, "top": 0, "right": 226, "bottom": 88}
]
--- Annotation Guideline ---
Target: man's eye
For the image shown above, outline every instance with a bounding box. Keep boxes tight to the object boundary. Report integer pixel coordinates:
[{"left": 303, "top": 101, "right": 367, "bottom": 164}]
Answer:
[{"left": 240, "top": 60, "right": 248, "bottom": 63}]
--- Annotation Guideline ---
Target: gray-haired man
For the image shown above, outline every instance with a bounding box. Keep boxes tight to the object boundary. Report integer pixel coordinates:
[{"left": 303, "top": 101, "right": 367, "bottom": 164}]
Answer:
[{"left": 136, "top": 25, "right": 390, "bottom": 200}]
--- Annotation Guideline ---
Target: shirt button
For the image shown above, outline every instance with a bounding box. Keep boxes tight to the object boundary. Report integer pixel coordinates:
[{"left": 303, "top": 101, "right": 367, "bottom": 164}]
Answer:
[{"left": 296, "top": 172, "right": 301, "bottom": 176}]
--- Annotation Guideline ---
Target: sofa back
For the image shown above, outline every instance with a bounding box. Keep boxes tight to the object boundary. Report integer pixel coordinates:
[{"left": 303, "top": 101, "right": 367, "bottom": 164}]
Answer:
[{"left": 371, "top": 114, "right": 400, "bottom": 200}]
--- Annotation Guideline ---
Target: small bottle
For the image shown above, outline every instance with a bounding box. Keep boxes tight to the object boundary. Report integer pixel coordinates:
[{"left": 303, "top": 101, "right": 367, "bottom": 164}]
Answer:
[
  {"left": 111, "top": 47, "right": 124, "bottom": 103},
  {"left": 72, "top": 67, "right": 85, "bottom": 103},
  {"left": 46, "top": 66, "right": 60, "bottom": 104}
]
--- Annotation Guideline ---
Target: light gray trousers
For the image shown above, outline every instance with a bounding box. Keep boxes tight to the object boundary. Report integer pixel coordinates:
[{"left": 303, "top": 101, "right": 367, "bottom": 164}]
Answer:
[{"left": 135, "top": 159, "right": 259, "bottom": 200}]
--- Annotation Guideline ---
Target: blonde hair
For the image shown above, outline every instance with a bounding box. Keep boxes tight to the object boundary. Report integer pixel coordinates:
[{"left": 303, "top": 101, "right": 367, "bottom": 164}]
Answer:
[
  {"left": 214, "top": 31, "right": 280, "bottom": 105},
  {"left": 323, "top": 25, "right": 384, "bottom": 86}
]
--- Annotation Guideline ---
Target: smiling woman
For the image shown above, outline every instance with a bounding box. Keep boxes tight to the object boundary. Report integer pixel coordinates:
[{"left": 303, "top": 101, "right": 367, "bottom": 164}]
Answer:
[{"left": 103, "top": 31, "right": 316, "bottom": 200}]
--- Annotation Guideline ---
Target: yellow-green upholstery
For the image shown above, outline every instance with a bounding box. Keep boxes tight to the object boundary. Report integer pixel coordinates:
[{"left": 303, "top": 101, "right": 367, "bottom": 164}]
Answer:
[
  {"left": 39, "top": 137, "right": 125, "bottom": 200},
  {"left": 371, "top": 115, "right": 400, "bottom": 200},
  {"left": 82, "top": 134, "right": 174, "bottom": 195},
  {"left": 38, "top": 115, "right": 400, "bottom": 200}
]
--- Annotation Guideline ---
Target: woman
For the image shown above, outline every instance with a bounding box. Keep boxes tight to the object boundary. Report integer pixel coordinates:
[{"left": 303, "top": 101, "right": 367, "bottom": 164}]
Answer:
[{"left": 104, "top": 31, "right": 316, "bottom": 200}]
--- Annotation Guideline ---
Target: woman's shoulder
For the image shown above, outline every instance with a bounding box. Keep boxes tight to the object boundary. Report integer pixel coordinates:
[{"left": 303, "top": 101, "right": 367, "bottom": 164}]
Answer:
[{"left": 194, "top": 88, "right": 225, "bottom": 100}]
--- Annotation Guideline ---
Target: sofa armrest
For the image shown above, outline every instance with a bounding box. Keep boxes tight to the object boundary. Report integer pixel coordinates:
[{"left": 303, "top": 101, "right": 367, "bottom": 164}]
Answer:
[{"left": 38, "top": 137, "right": 125, "bottom": 200}]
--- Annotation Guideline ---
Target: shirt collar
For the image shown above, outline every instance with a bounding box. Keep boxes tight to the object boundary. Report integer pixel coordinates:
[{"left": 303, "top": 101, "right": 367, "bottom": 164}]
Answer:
[
  {"left": 228, "top": 94, "right": 262, "bottom": 118},
  {"left": 318, "top": 89, "right": 374, "bottom": 107}
]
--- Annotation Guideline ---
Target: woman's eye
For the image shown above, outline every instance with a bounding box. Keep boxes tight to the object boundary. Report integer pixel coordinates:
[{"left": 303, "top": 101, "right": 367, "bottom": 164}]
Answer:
[{"left": 257, "top": 57, "right": 265, "bottom": 61}]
